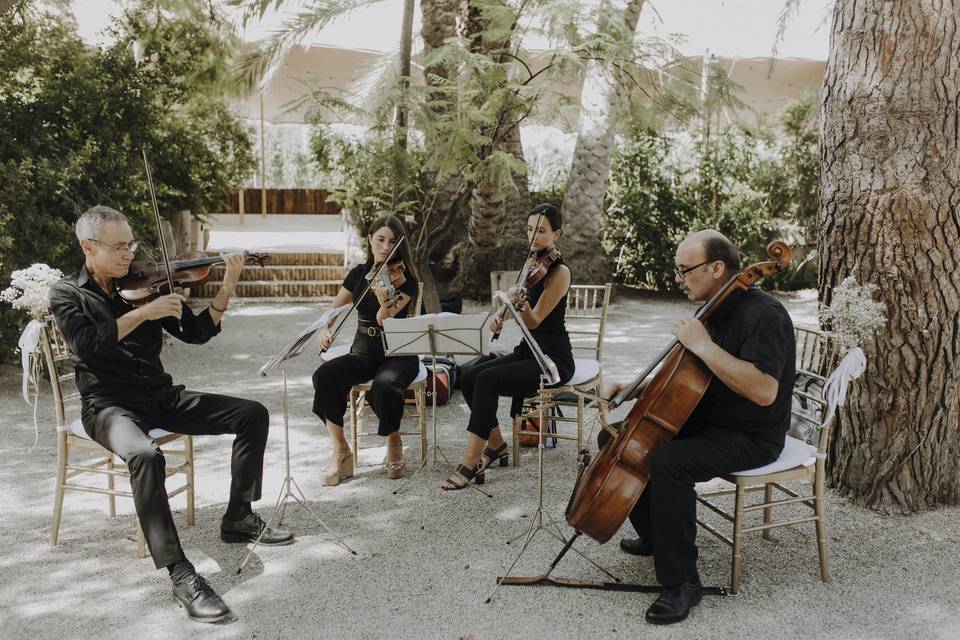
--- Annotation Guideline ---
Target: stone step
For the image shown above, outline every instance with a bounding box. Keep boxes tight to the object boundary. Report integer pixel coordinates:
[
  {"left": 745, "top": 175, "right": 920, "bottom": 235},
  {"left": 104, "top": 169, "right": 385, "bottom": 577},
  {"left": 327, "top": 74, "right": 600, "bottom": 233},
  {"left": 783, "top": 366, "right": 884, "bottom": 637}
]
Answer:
[
  {"left": 208, "top": 264, "right": 345, "bottom": 282},
  {"left": 194, "top": 280, "right": 342, "bottom": 298},
  {"left": 205, "top": 250, "right": 345, "bottom": 266}
]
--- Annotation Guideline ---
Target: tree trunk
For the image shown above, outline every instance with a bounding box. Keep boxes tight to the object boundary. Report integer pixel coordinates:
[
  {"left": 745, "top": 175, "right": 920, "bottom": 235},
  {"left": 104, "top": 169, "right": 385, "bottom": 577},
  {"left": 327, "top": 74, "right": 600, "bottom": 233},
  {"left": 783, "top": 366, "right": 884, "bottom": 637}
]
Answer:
[
  {"left": 561, "top": 0, "right": 645, "bottom": 284},
  {"left": 454, "top": 0, "right": 531, "bottom": 298},
  {"left": 416, "top": 0, "right": 463, "bottom": 311},
  {"left": 819, "top": 0, "right": 960, "bottom": 512}
]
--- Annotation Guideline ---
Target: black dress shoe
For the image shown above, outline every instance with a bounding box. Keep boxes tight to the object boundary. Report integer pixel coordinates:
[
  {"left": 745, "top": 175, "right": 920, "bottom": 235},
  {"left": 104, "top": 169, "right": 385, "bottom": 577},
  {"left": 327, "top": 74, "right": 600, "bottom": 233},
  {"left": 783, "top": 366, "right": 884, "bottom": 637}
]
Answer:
[
  {"left": 220, "top": 512, "right": 295, "bottom": 545},
  {"left": 172, "top": 574, "right": 231, "bottom": 623},
  {"left": 645, "top": 576, "right": 703, "bottom": 625},
  {"left": 619, "top": 536, "right": 653, "bottom": 556}
]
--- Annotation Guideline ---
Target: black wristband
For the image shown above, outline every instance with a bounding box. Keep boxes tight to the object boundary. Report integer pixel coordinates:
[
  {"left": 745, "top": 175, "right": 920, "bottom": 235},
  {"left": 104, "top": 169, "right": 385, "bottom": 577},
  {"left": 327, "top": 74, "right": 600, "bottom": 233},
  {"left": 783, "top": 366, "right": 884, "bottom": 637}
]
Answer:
[{"left": 210, "top": 302, "right": 227, "bottom": 313}]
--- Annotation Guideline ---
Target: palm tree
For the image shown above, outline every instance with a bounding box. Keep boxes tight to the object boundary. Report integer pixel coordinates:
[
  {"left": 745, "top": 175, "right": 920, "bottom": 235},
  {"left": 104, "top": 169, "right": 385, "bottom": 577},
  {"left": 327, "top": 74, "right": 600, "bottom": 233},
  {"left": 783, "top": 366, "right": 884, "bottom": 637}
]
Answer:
[{"left": 561, "top": 0, "right": 645, "bottom": 284}]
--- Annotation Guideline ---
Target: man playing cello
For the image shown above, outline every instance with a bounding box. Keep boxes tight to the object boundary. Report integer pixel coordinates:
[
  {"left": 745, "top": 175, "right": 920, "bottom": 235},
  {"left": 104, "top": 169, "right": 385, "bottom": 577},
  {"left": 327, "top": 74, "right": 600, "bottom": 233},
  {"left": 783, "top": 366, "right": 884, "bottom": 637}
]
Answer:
[{"left": 602, "top": 230, "right": 795, "bottom": 624}]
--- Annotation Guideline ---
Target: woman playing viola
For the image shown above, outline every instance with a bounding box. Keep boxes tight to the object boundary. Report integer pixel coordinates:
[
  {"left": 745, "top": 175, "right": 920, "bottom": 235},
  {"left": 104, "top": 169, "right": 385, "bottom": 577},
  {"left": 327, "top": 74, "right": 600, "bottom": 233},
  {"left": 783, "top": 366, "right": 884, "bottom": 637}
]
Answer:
[
  {"left": 312, "top": 214, "right": 420, "bottom": 485},
  {"left": 441, "top": 203, "right": 575, "bottom": 490}
]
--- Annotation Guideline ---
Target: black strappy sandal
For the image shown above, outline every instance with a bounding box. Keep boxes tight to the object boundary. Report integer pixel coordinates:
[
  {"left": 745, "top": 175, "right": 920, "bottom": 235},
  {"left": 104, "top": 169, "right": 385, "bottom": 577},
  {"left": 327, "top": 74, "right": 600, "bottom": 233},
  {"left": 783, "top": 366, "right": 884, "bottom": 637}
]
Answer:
[
  {"left": 481, "top": 441, "right": 509, "bottom": 469},
  {"left": 440, "top": 462, "right": 485, "bottom": 490}
]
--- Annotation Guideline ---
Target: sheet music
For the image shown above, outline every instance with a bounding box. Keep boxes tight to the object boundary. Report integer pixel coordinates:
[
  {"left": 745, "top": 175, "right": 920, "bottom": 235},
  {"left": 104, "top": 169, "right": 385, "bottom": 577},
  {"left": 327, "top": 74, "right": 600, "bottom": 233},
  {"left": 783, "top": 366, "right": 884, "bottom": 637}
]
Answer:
[
  {"left": 492, "top": 291, "right": 560, "bottom": 385},
  {"left": 382, "top": 313, "right": 489, "bottom": 356},
  {"left": 259, "top": 304, "right": 350, "bottom": 376}
]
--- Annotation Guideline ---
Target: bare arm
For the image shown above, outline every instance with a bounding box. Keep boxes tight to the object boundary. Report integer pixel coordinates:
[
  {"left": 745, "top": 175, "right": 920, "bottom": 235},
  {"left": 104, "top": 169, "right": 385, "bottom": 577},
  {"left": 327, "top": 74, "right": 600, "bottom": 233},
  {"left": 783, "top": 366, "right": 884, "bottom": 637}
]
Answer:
[
  {"left": 518, "top": 264, "right": 571, "bottom": 330},
  {"left": 317, "top": 286, "right": 354, "bottom": 350}
]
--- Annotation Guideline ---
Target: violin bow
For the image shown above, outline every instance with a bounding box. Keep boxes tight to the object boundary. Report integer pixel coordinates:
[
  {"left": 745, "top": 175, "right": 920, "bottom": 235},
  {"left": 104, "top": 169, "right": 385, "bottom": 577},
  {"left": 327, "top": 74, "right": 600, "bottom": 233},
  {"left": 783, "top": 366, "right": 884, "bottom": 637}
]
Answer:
[
  {"left": 320, "top": 234, "right": 406, "bottom": 356},
  {"left": 141, "top": 149, "right": 180, "bottom": 330},
  {"left": 492, "top": 210, "right": 544, "bottom": 341}
]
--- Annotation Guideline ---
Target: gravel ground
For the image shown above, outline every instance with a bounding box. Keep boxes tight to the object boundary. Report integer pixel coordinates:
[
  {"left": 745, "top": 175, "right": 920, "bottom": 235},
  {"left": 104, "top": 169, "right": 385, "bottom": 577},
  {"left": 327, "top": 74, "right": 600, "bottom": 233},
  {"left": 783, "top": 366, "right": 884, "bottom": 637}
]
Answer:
[{"left": 1, "top": 289, "right": 957, "bottom": 640}]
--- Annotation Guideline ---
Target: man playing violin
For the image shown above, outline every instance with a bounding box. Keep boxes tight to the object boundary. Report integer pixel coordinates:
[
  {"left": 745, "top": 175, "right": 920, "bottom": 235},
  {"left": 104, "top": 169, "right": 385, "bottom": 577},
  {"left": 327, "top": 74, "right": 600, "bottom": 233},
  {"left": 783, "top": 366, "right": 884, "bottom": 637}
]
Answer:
[
  {"left": 49, "top": 205, "right": 293, "bottom": 623},
  {"left": 603, "top": 229, "right": 795, "bottom": 624}
]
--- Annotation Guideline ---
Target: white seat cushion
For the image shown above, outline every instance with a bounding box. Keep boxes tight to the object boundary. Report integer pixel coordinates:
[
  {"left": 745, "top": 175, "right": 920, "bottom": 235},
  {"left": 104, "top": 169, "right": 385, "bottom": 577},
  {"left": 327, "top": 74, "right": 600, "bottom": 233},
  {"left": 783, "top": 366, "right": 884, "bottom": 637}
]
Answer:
[
  {"left": 567, "top": 358, "right": 601, "bottom": 386},
  {"left": 67, "top": 418, "right": 172, "bottom": 441},
  {"left": 732, "top": 435, "right": 817, "bottom": 477}
]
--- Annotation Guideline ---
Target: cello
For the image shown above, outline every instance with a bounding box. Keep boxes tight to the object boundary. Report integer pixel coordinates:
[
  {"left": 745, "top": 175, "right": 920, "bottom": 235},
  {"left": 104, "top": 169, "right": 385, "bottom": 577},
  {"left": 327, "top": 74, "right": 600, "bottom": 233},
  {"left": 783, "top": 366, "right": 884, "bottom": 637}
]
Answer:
[{"left": 565, "top": 241, "right": 792, "bottom": 543}]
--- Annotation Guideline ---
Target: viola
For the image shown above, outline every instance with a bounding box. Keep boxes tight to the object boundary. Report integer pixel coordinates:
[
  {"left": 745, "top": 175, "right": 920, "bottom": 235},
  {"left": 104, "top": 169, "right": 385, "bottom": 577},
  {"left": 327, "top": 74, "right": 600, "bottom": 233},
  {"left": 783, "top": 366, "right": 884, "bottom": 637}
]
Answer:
[
  {"left": 115, "top": 251, "right": 270, "bottom": 306},
  {"left": 518, "top": 247, "right": 562, "bottom": 306},
  {"left": 491, "top": 247, "right": 562, "bottom": 340},
  {"left": 565, "top": 241, "right": 792, "bottom": 544}
]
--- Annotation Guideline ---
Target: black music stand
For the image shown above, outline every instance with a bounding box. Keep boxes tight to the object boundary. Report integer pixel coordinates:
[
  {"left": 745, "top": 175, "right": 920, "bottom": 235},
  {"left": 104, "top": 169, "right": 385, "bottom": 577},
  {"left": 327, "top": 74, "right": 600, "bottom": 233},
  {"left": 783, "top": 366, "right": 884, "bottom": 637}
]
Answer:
[
  {"left": 483, "top": 293, "right": 627, "bottom": 602},
  {"left": 382, "top": 312, "right": 490, "bottom": 467},
  {"left": 237, "top": 307, "right": 357, "bottom": 573}
]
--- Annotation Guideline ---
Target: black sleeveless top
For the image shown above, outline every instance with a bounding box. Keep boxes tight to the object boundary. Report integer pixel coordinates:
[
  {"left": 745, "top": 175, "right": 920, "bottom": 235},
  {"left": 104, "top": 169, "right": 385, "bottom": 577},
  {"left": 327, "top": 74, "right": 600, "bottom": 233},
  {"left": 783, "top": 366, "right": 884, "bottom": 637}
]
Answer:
[
  {"left": 513, "top": 255, "right": 575, "bottom": 384},
  {"left": 343, "top": 261, "right": 418, "bottom": 360}
]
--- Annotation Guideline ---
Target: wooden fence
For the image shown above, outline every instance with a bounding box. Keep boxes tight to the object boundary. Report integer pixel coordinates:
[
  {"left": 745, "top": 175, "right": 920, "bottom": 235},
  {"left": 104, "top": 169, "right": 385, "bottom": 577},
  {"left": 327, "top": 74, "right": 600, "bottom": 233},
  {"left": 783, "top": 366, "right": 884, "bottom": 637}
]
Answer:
[{"left": 224, "top": 188, "right": 342, "bottom": 215}]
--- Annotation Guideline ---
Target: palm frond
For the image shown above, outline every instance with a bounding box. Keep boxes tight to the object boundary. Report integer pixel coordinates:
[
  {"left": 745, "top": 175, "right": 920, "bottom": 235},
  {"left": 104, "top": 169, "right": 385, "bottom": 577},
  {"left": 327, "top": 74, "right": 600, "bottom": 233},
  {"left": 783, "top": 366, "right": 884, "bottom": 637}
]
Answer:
[{"left": 233, "top": 0, "right": 388, "bottom": 91}]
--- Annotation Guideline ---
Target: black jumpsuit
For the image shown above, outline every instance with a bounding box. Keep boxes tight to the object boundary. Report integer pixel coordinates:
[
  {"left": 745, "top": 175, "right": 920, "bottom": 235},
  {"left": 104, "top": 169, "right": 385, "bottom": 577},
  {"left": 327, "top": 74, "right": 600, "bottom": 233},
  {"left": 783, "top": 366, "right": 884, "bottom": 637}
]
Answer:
[{"left": 311, "top": 263, "right": 420, "bottom": 436}]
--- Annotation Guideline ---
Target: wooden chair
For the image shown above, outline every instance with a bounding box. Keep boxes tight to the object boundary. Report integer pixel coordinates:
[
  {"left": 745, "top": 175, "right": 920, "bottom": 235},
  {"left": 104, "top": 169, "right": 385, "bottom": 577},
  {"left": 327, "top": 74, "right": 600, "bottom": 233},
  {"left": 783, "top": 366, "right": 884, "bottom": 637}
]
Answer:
[
  {"left": 695, "top": 326, "right": 853, "bottom": 594},
  {"left": 347, "top": 282, "right": 428, "bottom": 466},
  {"left": 40, "top": 318, "right": 195, "bottom": 559},
  {"left": 511, "top": 283, "right": 612, "bottom": 466}
]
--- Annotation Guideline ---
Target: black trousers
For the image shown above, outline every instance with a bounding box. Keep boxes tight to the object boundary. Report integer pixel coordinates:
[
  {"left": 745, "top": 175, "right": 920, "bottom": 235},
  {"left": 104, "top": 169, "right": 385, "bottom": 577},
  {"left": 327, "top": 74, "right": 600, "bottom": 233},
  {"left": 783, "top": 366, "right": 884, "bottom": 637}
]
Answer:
[
  {"left": 598, "top": 422, "right": 781, "bottom": 586},
  {"left": 311, "top": 353, "right": 419, "bottom": 436},
  {"left": 82, "top": 390, "right": 269, "bottom": 569},
  {"left": 460, "top": 352, "right": 547, "bottom": 439}
]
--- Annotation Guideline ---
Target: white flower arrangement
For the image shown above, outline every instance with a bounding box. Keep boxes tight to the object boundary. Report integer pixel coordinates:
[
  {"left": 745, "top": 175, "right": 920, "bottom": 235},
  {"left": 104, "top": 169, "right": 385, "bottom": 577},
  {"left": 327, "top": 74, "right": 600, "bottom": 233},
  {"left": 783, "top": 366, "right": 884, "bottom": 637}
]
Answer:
[
  {"left": 1, "top": 263, "right": 64, "bottom": 319},
  {"left": 817, "top": 276, "right": 887, "bottom": 352}
]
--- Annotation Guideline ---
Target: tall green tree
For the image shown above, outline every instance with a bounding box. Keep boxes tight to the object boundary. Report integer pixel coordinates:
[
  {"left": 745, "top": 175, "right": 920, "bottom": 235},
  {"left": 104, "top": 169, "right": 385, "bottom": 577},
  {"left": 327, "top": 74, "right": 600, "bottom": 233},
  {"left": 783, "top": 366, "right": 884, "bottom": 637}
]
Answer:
[
  {"left": 818, "top": 0, "right": 960, "bottom": 512},
  {"left": 0, "top": 2, "right": 254, "bottom": 361}
]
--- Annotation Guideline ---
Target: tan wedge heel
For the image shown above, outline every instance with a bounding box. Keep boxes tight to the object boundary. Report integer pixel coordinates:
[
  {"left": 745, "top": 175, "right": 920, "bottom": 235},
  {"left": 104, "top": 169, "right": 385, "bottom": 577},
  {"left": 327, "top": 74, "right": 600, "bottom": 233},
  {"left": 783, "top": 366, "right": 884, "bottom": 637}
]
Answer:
[
  {"left": 385, "top": 442, "right": 405, "bottom": 480},
  {"left": 323, "top": 449, "right": 354, "bottom": 486}
]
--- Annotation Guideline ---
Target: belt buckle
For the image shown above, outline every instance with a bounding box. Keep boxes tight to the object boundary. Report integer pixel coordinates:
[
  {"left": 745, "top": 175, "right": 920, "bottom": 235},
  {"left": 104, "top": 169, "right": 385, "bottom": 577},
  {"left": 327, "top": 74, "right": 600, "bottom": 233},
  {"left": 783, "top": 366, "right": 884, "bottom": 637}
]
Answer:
[{"left": 366, "top": 326, "right": 378, "bottom": 337}]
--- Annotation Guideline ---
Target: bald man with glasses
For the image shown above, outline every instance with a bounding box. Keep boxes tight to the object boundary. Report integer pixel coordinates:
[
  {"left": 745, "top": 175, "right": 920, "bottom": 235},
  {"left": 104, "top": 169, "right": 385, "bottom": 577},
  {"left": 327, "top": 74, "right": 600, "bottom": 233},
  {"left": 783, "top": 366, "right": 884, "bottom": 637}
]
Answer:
[{"left": 601, "top": 230, "right": 796, "bottom": 625}]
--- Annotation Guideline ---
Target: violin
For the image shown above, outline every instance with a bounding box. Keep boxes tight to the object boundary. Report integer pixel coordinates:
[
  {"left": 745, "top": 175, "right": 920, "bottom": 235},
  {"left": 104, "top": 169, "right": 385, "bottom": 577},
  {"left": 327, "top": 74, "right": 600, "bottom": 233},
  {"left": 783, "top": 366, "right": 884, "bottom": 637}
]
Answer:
[
  {"left": 366, "top": 257, "right": 407, "bottom": 308},
  {"left": 116, "top": 251, "right": 270, "bottom": 306},
  {"left": 320, "top": 236, "right": 407, "bottom": 356}
]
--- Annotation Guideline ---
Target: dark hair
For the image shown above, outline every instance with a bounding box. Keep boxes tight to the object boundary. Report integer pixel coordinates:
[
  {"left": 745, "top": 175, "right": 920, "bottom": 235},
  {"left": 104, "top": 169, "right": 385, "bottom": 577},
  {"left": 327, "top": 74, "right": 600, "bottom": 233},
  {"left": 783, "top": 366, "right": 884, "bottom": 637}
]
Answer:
[
  {"left": 703, "top": 235, "right": 741, "bottom": 273},
  {"left": 365, "top": 214, "right": 418, "bottom": 278},
  {"left": 528, "top": 203, "right": 562, "bottom": 232}
]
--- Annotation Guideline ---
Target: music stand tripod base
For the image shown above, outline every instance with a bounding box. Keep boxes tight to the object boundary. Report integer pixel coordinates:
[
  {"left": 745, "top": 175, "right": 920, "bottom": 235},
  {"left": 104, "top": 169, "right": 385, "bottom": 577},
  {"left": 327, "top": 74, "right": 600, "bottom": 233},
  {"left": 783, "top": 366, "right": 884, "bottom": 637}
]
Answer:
[{"left": 238, "top": 367, "right": 356, "bottom": 574}]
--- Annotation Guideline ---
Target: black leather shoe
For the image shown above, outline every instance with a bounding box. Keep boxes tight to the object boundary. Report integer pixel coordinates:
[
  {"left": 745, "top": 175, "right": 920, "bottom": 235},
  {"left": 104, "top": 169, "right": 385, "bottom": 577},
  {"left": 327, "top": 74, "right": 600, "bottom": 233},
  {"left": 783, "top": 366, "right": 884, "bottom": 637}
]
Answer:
[
  {"left": 172, "top": 574, "right": 231, "bottom": 623},
  {"left": 220, "top": 512, "right": 294, "bottom": 546},
  {"left": 645, "top": 576, "right": 703, "bottom": 625},
  {"left": 619, "top": 536, "right": 653, "bottom": 556}
]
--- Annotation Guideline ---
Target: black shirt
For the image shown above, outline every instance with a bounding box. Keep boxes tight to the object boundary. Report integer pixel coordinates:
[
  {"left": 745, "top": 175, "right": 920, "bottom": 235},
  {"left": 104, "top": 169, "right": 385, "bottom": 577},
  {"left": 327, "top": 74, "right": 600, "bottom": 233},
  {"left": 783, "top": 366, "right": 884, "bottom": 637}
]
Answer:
[
  {"left": 48, "top": 265, "right": 221, "bottom": 411},
  {"left": 343, "top": 261, "right": 418, "bottom": 359},
  {"left": 685, "top": 287, "right": 796, "bottom": 450},
  {"left": 513, "top": 255, "right": 575, "bottom": 383}
]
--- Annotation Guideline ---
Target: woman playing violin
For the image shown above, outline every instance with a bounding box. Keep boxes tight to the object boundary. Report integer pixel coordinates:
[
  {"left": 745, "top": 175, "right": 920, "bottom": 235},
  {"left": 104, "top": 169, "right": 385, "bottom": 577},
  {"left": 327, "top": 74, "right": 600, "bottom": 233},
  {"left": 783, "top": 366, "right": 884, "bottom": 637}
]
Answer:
[
  {"left": 441, "top": 203, "right": 574, "bottom": 490},
  {"left": 312, "top": 214, "right": 420, "bottom": 485}
]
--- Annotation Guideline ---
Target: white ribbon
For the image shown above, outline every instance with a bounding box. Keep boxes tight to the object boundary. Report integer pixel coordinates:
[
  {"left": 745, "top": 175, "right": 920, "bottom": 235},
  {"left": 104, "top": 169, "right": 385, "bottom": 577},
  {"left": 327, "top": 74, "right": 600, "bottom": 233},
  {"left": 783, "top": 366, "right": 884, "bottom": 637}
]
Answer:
[
  {"left": 18, "top": 319, "right": 44, "bottom": 452},
  {"left": 820, "top": 346, "right": 867, "bottom": 429}
]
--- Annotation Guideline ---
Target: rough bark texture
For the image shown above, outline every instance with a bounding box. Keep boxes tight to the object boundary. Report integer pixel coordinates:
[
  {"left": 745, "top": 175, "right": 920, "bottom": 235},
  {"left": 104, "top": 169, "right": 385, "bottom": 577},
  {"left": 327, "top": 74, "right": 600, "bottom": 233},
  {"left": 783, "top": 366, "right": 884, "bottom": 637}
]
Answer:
[
  {"left": 819, "top": 0, "right": 960, "bottom": 512},
  {"left": 455, "top": 0, "right": 531, "bottom": 298},
  {"left": 417, "top": 0, "right": 463, "bottom": 312},
  {"left": 560, "top": 0, "right": 644, "bottom": 284}
]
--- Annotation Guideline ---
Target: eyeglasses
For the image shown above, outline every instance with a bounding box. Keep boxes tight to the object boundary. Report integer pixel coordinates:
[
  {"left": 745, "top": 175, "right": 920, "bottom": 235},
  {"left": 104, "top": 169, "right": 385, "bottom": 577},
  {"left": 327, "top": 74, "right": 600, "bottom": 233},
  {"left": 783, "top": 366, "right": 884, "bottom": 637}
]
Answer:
[
  {"left": 90, "top": 239, "right": 139, "bottom": 253},
  {"left": 674, "top": 259, "right": 714, "bottom": 280}
]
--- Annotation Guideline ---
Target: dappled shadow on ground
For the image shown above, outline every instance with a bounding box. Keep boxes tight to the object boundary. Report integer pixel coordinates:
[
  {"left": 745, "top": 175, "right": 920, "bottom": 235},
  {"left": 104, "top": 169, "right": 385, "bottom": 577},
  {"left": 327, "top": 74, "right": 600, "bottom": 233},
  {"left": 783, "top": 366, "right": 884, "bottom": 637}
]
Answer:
[{"left": 1, "top": 295, "right": 955, "bottom": 639}]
